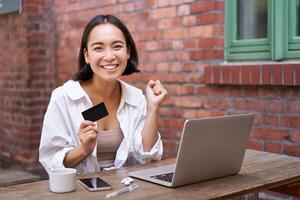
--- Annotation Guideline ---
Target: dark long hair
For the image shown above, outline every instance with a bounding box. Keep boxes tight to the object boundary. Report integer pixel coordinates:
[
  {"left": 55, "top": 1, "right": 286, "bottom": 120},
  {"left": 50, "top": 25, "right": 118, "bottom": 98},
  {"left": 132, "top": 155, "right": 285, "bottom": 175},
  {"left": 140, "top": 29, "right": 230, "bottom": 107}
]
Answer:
[{"left": 73, "top": 15, "right": 139, "bottom": 81}]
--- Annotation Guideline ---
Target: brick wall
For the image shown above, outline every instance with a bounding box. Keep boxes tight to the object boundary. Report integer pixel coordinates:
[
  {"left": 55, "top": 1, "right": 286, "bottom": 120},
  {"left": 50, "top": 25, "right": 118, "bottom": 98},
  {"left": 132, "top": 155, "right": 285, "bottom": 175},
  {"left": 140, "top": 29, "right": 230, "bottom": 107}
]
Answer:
[
  {"left": 0, "top": 0, "right": 56, "bottom": 167},
  {"left": 0, "top": 0, "right": 299, "bottom": 167}
]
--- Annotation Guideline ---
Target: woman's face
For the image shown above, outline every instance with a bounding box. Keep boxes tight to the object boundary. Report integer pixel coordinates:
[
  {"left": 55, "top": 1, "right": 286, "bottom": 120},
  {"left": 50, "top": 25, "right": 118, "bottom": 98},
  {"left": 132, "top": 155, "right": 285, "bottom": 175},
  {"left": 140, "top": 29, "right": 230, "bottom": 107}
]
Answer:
[{"left": 84, "top": 23, "right": 130, "bottom": 82}]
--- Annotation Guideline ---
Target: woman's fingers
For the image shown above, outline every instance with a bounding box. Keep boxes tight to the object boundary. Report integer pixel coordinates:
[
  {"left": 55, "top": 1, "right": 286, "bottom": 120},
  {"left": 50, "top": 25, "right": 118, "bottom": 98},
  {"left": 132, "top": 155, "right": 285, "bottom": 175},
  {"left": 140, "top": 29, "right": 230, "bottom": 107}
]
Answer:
[
  {"left": 146, "top": 79, "right": 168, "bottom": 99},
  {"left": 78, "top": 121, "right": 97, "bottom": 135},
  {"left": 147, "top": 79, "right": 156, "bottom": 89},
  {"left": 77, "top": 121, "right": 98, "bottom": 155},
  {"left": 80, "top": 125, "right": 97, "bottom": 135},
  {"left": 79, "top": 120, "right": 96, "bottom": 129},
  {"left": 78, "top": 120, "right": 97, "bottom": 149},
  {"left": 152, "top": 80, "right": 167, "bottom": 96}
]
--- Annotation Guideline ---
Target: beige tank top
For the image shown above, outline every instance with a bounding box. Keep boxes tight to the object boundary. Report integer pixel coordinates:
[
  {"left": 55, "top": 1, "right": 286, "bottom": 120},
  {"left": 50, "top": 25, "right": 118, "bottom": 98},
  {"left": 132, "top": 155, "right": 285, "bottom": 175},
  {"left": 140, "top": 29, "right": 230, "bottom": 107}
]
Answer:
[{"left": 97, "top": 129, "right": 123, "bottom": 168}]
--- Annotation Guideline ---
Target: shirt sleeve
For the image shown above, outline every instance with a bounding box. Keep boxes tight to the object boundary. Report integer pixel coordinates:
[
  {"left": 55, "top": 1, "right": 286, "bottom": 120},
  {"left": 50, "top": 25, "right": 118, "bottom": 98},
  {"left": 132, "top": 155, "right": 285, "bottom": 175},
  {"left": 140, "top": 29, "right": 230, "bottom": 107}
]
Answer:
[
  {"left": 132, "top": 96, "right": 163, "bottom": 163},
  {"left": 39, "top": 90, "right": 75, "bottom": 173}
]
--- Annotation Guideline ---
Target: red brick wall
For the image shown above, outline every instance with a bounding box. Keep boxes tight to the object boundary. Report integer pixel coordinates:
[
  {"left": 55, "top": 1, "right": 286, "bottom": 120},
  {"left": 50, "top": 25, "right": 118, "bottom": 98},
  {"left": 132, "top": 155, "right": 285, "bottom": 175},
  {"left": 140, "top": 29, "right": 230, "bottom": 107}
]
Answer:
[
  {"left": 0, "top": 13, "right": 29, "bottom": 165},
  {"left": 0, "top": 0, "right": 299, "bottom": 167},
  {"left": 0, "top": 0, "right": 56, "bottom": 166}
]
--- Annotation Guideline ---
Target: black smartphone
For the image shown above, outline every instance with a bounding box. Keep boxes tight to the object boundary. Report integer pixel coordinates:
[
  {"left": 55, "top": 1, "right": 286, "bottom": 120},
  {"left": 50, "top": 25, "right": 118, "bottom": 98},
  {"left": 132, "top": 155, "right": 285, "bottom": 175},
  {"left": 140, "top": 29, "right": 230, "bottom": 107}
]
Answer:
[{"left": 78, "top": 177, "right": 112, "bottom": 191}]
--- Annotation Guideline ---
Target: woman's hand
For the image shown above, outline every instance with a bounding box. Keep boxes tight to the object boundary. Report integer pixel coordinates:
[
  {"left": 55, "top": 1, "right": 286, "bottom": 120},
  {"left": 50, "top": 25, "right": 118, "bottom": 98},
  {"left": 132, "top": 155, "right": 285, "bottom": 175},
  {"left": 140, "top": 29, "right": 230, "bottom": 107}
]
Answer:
[
  {"left": 77, "top": 120, "right": 98, "bottom": 156},
  {"left": 63, "top": 121, "right": 97, "bottom": 168},
  {"left": 145, "top": 80, "right": 168, "bottom": 112},
  {"left": 142, "top": 80, "right": 167, "bottom": 152}
]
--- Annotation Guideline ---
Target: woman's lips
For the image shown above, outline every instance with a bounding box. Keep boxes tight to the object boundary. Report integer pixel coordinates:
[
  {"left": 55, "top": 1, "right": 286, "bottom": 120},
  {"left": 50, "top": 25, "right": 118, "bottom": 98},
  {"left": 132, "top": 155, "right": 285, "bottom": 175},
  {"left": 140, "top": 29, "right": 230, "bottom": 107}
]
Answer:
[{"left": 101, "top": 64, "right": 118, "bottom": 71}]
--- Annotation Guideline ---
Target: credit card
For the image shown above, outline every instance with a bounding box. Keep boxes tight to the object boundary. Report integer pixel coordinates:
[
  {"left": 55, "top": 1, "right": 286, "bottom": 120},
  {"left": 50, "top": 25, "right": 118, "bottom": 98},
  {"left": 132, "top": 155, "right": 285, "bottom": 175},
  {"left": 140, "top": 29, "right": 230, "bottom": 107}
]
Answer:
[{"left": 81, "top": 102, "right": 109, "bottom": 122}]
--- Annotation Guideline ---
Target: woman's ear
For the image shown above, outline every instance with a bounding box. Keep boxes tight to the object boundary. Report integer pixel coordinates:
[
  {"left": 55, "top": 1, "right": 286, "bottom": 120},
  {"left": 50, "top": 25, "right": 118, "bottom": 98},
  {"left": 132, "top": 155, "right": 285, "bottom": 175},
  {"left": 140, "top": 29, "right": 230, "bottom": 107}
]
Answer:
[
  {"left": 84, "top": 48, "right": 89, "bottom": 64},
  {"left": 127, "top": 47, "right": 131, "bottom": 59}
]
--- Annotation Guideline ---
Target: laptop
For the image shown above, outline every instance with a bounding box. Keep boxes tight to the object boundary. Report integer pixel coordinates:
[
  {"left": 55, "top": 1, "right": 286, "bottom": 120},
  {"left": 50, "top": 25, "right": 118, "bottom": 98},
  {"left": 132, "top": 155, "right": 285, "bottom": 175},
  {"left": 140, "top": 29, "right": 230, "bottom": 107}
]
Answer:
[{"left": 129, "top": 113, "right": 254, "bottom": 187}]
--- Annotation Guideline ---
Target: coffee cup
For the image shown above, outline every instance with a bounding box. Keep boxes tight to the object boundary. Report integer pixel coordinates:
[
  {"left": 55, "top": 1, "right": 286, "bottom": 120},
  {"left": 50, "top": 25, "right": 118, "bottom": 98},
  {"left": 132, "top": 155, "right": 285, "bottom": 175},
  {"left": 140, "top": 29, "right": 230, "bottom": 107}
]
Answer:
[{"left": 49, "top": 168, "right": 77, "bottom": 193}]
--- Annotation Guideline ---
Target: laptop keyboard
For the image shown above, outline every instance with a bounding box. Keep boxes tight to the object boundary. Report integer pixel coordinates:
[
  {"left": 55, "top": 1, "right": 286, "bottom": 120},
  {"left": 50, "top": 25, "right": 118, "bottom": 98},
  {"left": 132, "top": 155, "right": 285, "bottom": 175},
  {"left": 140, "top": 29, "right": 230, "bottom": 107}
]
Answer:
[{"left": 150, "top": 172, "right": 174, "bottom": 182}]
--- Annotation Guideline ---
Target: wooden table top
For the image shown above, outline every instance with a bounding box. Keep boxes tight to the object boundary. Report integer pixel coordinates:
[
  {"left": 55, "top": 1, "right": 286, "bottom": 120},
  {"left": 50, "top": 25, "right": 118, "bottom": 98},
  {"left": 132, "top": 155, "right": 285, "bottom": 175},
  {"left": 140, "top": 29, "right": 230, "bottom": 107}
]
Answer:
[{"left": 1, "top": 149, "right": 300, "bottom": 200}]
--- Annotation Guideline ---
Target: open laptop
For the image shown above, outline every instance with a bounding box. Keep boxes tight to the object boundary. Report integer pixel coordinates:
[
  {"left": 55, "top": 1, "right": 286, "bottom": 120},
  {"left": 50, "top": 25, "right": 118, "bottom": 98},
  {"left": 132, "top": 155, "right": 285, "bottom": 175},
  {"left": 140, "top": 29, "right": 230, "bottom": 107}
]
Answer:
[{"left": 129, "top": 113, "right": 254, "bottom": 187}]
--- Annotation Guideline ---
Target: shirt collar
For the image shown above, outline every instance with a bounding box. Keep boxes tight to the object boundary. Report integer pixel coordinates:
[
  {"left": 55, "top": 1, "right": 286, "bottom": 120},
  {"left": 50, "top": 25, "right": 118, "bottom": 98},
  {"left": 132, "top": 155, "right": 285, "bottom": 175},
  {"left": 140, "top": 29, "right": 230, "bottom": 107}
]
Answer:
[
  {"left": 118, "top": 80, "right": 143, "bottom": 107},
  {"left": 63, "top": 79, "right": 143, "bottom": 107},
  {"left": 63, "top": 80, "right": 87, "bottom": 100}
]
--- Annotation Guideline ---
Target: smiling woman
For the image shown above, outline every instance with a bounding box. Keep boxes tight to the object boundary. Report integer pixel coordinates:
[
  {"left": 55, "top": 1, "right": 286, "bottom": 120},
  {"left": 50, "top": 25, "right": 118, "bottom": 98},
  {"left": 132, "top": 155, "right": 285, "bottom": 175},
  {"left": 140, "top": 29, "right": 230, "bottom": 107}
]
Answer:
[
  {"left": 39, "top": 15, "right": 168, "bottom": 175},
  {"left": 84, "top": 23, "right": 130, "bottom": 82},
  {"left": 75, "top": 15, "right": 139, "bottom": 81}
]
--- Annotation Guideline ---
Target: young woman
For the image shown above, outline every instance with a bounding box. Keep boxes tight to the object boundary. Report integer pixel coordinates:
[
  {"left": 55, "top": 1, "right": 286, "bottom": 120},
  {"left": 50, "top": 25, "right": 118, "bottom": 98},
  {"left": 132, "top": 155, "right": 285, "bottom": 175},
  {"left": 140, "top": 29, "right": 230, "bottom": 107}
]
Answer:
[{"left": 39, "top": 15, "right": 167, "bottom": 175}]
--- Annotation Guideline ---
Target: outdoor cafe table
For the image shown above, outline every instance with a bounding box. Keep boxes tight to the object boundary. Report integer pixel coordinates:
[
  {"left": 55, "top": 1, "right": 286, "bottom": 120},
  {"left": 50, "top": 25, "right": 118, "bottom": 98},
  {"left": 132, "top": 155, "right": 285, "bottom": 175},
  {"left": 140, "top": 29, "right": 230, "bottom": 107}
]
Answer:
[{"left": 1, "top": 149, "right": 300, "bottom": 200}]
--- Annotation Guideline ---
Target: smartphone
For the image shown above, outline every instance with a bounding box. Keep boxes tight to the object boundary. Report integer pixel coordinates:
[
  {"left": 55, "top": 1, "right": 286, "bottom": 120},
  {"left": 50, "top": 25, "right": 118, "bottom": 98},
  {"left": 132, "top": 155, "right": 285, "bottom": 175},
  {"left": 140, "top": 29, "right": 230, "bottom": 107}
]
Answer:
[{"left": 78, "top": 177, "right": 112, "bottom": 191}]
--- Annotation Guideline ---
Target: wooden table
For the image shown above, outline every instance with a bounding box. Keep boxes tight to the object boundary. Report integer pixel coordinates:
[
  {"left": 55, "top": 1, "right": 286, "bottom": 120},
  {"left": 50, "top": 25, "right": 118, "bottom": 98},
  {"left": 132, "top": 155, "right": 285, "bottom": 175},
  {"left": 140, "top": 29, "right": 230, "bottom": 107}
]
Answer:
[
  {"left": 1, "top": 149, "right": 300, "bottom": 200},
  {"left": 0, "top": 168, "right": 40, "bottom": 187}
]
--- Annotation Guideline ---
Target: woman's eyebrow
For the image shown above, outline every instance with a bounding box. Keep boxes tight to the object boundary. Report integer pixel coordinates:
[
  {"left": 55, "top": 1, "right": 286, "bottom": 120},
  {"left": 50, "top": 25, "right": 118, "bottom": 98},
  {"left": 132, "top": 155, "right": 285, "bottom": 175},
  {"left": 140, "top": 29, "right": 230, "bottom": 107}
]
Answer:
[
  {"left": 112, "top": 40, "right": 125, "bottom": 45},
  {"left": 91, "top": 42, "right": 104, "bottom": 46},
  {"left": 90, "top": 40, "right": 125, "bottom": 46}
]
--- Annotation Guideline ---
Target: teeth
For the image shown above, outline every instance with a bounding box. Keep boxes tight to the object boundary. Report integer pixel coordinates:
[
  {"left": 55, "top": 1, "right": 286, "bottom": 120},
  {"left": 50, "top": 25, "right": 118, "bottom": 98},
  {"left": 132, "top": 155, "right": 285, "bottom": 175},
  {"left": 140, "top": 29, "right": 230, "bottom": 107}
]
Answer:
[{"left": 102, "top": 64, "right": 117, "bottom": 70}]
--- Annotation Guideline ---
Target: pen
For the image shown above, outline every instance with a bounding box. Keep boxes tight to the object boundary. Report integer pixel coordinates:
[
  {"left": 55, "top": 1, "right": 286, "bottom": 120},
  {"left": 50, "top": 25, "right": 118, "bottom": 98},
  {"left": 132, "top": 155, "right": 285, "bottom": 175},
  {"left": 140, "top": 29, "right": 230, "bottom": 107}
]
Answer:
[{"left": 105, "top": 183, "right": 138, "bottom": 198}]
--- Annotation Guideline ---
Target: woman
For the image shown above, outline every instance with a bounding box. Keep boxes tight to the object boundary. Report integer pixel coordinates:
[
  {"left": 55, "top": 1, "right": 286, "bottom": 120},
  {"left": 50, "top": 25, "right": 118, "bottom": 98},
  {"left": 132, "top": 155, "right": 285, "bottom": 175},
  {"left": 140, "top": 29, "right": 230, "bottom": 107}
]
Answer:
[{"left": 39, "top": 15, "right": 167, "bottom": 175}]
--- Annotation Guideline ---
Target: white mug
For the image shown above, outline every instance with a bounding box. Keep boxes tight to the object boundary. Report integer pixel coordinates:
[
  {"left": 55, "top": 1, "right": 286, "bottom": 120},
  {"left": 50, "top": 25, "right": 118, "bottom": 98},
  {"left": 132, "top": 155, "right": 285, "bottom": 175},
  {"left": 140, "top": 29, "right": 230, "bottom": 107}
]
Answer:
[{"left": 49, "top": 168, "right": 77, "bottom": 193}]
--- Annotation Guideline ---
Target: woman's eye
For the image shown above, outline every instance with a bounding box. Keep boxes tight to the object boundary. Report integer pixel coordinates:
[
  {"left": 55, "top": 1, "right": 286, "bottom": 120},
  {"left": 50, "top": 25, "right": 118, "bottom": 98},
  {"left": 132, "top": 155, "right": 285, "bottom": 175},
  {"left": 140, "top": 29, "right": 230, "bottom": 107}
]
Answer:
[
  {"left": 93, "top": 47, "right": 102, "bottom": 51},
  {"left": 113, "top": 45, "right": 123, "bottom": 50}
]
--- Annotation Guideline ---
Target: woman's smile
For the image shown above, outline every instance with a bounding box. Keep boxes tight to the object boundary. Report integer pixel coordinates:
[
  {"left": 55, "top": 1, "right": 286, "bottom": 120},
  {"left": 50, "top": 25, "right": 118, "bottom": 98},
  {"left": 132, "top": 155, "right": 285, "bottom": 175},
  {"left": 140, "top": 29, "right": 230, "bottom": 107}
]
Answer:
[{"left": 101, "top": 64, "right": 119, "bottom": 71}]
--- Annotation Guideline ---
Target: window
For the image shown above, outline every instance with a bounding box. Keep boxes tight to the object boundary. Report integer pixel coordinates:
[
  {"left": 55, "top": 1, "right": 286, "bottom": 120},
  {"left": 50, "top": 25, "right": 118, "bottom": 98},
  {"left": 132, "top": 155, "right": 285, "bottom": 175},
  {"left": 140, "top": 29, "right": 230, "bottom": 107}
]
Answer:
[{"left": 225, "top": 0, "right": 300, "bottom": 61}]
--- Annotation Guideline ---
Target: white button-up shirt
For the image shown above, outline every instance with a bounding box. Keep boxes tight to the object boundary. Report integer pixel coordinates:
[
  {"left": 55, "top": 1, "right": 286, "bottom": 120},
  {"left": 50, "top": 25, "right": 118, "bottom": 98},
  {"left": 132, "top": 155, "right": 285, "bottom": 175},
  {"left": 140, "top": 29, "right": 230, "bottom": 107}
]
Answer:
[{"left": 39, "top": 80, "right": 163, "bottom": 175}]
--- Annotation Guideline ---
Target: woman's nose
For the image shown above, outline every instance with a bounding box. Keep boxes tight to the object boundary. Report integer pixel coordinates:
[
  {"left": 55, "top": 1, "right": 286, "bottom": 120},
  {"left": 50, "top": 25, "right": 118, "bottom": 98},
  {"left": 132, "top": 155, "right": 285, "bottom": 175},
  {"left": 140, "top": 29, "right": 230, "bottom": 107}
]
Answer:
[{"left": 103, "top": 48, "right": 115, "bottom": 61}]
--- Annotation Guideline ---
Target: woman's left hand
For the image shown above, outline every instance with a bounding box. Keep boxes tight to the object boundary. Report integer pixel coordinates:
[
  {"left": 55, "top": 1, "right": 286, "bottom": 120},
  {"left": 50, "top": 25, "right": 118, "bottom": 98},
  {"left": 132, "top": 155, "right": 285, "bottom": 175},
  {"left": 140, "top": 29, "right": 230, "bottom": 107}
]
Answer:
[{"left": 146, "top": 80, "right": 168, "bottom": 111}]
